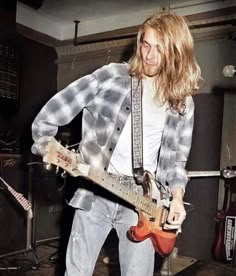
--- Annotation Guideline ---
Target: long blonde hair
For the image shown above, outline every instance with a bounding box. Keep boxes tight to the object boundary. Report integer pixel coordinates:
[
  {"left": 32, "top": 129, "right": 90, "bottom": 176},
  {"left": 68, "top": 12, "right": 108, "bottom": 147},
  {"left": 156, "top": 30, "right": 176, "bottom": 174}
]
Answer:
[{"left": 129, "top": 12, "right": 202, "bottom": 112}]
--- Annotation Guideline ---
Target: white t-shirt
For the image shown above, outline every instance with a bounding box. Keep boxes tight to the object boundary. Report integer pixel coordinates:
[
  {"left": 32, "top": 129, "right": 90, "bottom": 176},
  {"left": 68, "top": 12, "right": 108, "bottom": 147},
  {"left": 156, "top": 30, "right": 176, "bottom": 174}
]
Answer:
[{"left": 108, "top": 77, "right": 166, "bottom": 176}]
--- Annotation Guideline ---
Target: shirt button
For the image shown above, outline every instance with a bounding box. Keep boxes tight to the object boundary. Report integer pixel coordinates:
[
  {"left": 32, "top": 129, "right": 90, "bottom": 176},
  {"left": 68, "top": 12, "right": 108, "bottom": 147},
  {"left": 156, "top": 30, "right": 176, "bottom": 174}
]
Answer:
[
  {"left": 117, "top": 127, "right": 120, "bottom": 131},
  {"left": 109, "top": 148, "right": 112, "bottom": 151},
  {"left": 126, "top": 107, "right": 130, "bottom": 111}
]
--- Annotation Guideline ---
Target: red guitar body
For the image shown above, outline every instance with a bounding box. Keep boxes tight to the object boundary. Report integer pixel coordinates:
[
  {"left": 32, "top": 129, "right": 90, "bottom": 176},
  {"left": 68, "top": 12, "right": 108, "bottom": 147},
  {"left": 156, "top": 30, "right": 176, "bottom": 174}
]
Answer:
[
  {"left": 128, "top": 172, "right": 177, "bottom": 257},
  {"left": 128, "top": 209, "right": 177, "bottom": 257},
  {"left": 213, "top": 168, "right": 236, "bottom": 263}
]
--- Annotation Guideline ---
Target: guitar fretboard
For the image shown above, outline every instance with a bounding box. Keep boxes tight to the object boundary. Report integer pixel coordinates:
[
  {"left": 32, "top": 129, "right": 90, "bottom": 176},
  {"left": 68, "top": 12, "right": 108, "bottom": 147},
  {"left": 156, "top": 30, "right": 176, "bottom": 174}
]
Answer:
[
  {"left": 44, "top": 137, "right": 169, "bottom": 222},
  {"left": 88, "top": 168, "right": 164, "bottom": 217}
]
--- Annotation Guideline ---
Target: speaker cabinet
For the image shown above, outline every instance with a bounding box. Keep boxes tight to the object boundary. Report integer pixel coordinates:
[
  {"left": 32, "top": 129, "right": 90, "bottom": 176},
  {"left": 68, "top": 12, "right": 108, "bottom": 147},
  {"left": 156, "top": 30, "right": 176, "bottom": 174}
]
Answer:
[
  {"left": 177, "top": 94, "right": 224, "bottom": 260},
  {"left": 28, "top": 157, "right": 65, "bottom": 245},
  {"left": 0, "top": 154, "right": 28, "bottom": 257}
]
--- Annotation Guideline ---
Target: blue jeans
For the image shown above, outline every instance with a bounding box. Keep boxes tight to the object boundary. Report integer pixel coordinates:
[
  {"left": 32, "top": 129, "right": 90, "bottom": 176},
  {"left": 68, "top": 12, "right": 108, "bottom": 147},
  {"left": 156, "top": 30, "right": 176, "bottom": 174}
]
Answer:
[{"left": 65, "top": 194, "right": 155, "bottom": 276}]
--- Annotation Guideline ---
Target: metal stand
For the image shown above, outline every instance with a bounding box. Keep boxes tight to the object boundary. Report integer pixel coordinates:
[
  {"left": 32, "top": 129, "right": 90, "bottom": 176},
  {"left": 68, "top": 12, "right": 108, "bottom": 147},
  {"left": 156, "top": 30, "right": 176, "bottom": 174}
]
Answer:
[
  {"left": 0, "top": 212, "right": 38, "bottom": 272},
  {"left": 0, "top": 155, "right": 63, "bottom": 272},
  {"left": 0, "top": 170, "right": 38, "bottom": 270}
]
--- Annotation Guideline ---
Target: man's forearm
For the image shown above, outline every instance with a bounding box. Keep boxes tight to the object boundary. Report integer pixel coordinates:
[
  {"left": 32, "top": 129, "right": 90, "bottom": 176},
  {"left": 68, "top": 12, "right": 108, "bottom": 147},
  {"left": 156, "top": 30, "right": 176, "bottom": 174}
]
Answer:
[{"left": 171, "top": 187, "right": 184, "bottom": 201}]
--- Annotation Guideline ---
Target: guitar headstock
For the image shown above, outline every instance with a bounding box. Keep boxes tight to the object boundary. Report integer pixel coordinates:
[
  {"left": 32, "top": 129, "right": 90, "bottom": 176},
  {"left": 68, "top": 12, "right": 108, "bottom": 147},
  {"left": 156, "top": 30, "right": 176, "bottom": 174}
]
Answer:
[{"left": 43, "top": 137, "right": 89, "bottom": 177}]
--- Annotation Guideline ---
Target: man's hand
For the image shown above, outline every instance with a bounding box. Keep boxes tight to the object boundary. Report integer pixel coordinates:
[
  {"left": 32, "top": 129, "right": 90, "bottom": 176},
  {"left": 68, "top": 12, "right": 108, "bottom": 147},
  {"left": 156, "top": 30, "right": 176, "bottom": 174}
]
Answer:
[{"left": 164, "top": 187, "right": 186, "bottom": 231}]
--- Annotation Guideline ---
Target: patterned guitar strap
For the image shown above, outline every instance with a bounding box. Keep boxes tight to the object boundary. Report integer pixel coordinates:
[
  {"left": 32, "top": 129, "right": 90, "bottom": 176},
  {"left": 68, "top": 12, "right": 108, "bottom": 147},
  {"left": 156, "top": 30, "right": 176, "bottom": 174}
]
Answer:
[{"left": 131, "top": 77, "right": 151, "bottom": 194}]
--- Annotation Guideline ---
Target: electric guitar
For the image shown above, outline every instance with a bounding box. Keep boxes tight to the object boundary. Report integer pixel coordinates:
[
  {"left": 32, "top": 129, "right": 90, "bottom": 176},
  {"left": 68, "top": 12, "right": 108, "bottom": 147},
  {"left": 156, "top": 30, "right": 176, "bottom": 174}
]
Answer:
[
  {"left": 43, "top": 137, "right": 236, "bottom": 258},
  {"left": 43, "top": 137, "right": 177, "bottom": 257}
]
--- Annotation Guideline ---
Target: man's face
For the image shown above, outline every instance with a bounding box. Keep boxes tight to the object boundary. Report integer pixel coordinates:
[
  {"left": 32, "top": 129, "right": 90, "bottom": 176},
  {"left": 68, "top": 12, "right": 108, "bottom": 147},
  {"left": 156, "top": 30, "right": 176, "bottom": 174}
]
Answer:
[{"left": 140, "top": 27, "right": 162, "bottom": 77}]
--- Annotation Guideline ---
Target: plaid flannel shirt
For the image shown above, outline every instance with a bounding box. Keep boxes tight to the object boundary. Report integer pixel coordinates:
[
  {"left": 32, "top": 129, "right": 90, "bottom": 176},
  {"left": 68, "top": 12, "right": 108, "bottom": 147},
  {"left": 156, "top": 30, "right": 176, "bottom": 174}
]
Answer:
[{"left": 32, "top": 62, "right": 194, "bottom": 210}]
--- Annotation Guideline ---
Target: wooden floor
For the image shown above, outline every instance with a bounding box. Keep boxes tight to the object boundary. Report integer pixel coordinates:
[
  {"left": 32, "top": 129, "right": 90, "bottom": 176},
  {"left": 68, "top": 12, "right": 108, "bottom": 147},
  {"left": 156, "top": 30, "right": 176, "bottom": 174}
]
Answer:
[{"left": 0, "top": 242, "right": 236, "bottom": 276}]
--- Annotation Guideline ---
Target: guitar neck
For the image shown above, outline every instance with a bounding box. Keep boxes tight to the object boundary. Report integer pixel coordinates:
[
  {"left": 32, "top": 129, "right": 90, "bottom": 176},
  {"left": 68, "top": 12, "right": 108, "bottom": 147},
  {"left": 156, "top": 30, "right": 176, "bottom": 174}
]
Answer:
[
  {"left": 43, "top": 137, "right": 167, "bottom": 216},
  {"left": 87, "top": 167, "right": 158, "bottom": 216}
]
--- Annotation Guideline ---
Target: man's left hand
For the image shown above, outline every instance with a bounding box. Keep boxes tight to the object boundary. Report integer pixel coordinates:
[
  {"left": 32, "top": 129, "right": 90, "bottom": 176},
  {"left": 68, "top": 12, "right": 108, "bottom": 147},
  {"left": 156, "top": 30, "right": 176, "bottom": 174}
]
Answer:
[{"left": 163, "top": 188, "right": 186, "bottom": 231}]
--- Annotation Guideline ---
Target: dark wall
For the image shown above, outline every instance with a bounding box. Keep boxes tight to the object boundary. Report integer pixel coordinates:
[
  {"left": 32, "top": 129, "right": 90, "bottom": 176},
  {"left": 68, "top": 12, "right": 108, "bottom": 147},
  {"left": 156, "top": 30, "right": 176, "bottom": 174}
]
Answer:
[
  {"left": 0, "top": 35, "right": 57, "bottom": 153},
  {"left": 0, "top": 35, "right": 58, "bottom": 256},
  {"left": 0, "top": 1, "right": 16, "bottom": 37}
]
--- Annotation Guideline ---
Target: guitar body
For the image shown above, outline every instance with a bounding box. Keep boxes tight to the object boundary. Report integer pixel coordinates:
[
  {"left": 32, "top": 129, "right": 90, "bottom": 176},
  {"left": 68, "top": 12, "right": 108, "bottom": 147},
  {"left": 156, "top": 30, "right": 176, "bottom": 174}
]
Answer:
[{"left": 129, "top": 209, "right": 176, "bottom": 256}]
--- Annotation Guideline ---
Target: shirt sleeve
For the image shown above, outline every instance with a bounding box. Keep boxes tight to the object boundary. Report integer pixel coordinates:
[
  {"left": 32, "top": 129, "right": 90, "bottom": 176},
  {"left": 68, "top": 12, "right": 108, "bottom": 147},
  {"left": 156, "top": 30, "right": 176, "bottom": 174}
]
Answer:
[
  {"left": 167, "top": 97, "right": 195, "bottom": 192},
  {"left": 31, "top": 72, "right": 98, "bottom": 154}
]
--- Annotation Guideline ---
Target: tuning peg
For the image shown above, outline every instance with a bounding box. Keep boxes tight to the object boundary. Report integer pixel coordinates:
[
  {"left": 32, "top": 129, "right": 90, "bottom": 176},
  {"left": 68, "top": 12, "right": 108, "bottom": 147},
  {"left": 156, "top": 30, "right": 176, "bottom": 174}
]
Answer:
[
  {"left": 61, "top": 171, "right": 66, "bottom": 178},
  {"left": 55, "top": 166, "right": 59, "bottom": 174},
  {"left": 45, "top": 163, "right": 52, "bottom": 171}
]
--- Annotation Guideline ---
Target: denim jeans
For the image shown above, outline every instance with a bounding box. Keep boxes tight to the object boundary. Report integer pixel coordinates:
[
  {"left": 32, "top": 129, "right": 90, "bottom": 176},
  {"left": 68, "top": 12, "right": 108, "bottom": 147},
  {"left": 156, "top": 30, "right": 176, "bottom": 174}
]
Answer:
[{"left": 65, "top": 194, "right": 155, "bottom": 276}]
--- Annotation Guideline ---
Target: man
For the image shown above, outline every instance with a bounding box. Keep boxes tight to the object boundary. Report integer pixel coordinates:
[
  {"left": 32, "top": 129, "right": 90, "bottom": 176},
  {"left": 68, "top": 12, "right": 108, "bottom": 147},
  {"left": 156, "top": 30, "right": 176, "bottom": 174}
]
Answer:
[{"left": 31, "top": 12, "right": 201, "bottom": 276}]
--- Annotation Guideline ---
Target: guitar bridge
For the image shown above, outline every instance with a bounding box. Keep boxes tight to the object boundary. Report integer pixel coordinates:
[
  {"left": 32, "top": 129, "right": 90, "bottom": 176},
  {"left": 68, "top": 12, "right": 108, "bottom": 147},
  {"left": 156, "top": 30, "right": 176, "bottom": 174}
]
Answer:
[
  {"left": 160, "top": 207, "right": 169, "bottom": 226},
  {"left": 149, "top": 217, "right": 155, "bottom": 222}
]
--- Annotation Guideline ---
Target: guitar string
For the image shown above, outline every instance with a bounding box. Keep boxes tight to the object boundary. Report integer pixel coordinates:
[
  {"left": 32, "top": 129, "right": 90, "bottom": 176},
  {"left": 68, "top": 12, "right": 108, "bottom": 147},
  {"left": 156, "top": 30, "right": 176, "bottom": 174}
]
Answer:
[
  {"left": 39, "top": 138, "right": 192, "bottom": 223},
  {"left": 59, "top": 138, "right": 173, "bottom": 200},
  {"left": 28, "top": 158, "right": 193, "bottom": 217},
  {"left": 42, "top": 140, "right": 171, "bottom": 222},
  {"left": 30, "top": 138, "right": 171, "bottom": 199},
  {"left": 106, "top": 172, "right": 169, "bottom": 227}
]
